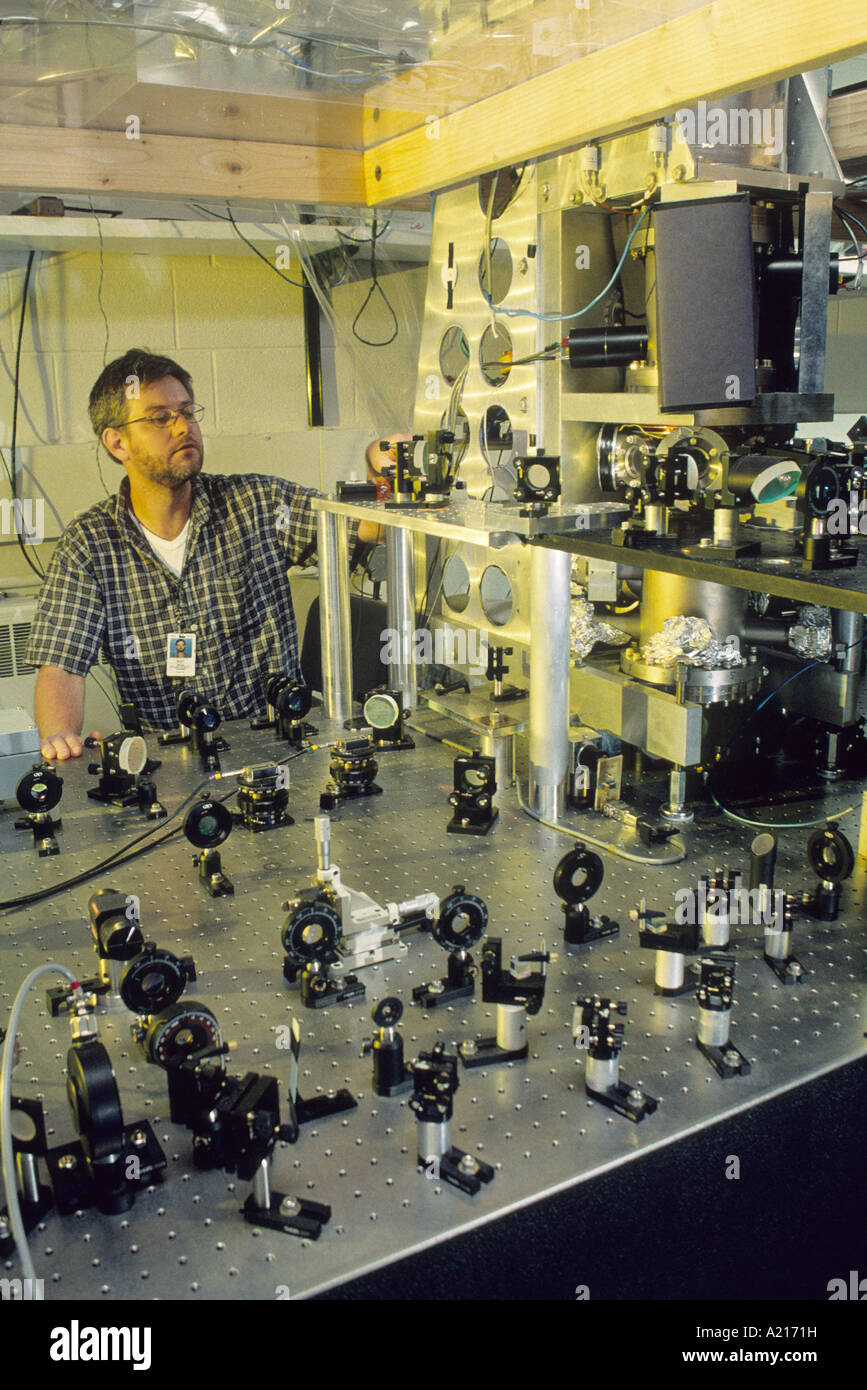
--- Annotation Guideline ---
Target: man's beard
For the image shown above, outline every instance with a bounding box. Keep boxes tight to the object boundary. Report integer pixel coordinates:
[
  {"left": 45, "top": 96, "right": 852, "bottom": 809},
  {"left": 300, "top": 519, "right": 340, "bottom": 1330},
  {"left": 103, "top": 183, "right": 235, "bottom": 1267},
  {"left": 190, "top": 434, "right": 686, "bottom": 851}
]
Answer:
[{"left": 143, "top": 441, "right": 204, "bottom": 488}]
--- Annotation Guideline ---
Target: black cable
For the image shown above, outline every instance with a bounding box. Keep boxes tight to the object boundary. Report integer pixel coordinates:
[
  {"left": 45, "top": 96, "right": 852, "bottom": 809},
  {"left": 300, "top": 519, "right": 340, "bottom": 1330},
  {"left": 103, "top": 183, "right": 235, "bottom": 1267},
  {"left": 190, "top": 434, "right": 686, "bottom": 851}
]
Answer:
[
  {"left": 837, "top": 204, "right": 867, "bottom": 247},
  {"left": 0, "top": 777, "right": 214, "bottom": 913},
  {"left": 8, "top": 251, "right": 45, "bottom": 581},
  {"left": 0, "top": 746, "right": 315, "bottom": 913},
  {"left": 224, "top": 204, "right": 306, "bottom": 289},
  {"left": 189, "top": 202, "right": 231, "bottom": 221},
  {"left": 839, "top": 206, "right": 867, "bottom": 240},
  {"left": 350, "top": 214, "right": 399, "bottom": 347},
  {"left": 336, "top": 218, "right": 392, "bottom": 245},
  {"left": 418, "top": 538, "right": 443, "bottom": 631}
]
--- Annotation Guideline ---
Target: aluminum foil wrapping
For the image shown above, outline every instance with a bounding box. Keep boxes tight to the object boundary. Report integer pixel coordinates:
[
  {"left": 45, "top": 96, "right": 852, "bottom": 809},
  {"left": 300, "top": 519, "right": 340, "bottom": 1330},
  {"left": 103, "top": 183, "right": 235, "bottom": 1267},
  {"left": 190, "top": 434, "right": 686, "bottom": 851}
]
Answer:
[
  {"left": 570, "top": 597, "right": 629, "bottom": 661},
  {"left": 788, "top": 605, "right": 832, "bottom": 660},
  {"left": 643, "top": 616, "right": 746, "bottom": 669}
]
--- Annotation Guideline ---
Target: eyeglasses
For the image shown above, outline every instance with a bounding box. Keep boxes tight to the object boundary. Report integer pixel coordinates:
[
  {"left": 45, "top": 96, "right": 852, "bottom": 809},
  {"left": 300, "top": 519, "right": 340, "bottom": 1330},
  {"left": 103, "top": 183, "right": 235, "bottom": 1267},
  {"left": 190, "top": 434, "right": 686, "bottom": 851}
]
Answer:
[{"left": 112, "top": 403, "right": 205, "bottom": 430}]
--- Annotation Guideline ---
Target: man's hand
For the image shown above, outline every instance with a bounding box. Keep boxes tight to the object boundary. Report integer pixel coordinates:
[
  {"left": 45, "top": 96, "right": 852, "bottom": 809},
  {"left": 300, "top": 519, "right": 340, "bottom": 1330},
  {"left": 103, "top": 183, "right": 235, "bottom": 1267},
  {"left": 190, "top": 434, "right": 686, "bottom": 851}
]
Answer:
[
  {"left": 40, "top": 730, "right": 103, "bottom": 762},
  {"left": 358, "top": 518, "right": 385, "bottom": 545},
  {"left": 34, "top": 666, "right": 93, "bottom": 760}
]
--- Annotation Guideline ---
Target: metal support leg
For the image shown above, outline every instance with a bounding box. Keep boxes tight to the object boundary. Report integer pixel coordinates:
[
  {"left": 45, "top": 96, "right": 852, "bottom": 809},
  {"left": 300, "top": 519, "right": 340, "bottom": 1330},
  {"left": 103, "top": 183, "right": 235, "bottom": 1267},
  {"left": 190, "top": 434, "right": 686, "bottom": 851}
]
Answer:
[
  {"left": 529, "top": 545, "right": 570, "bottom": 819},
  {"left": 317, "top": 511, "right": 353, "bottom": 721},
  {"left": 386, "top": 526, "right": 416, "bottom": 711}
]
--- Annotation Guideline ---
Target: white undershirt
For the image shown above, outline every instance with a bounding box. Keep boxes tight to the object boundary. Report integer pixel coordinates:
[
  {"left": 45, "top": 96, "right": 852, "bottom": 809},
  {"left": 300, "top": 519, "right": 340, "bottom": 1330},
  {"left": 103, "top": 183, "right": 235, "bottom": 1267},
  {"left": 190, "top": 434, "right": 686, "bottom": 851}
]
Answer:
[{"left": 132, "top": 515, "right": 190, "bottom": 579}]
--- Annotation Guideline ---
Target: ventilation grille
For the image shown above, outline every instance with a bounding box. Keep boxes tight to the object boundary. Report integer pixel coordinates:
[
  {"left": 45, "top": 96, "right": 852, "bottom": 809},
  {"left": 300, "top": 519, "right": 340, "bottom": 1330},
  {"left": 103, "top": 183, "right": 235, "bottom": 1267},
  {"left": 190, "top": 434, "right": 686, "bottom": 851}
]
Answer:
[
  {"left": 0, "top": 601, "right": 109, "bottom": 675},
  {"left": 0, "top": 625, "right": 12, "bottom": 680},
  {"left": 0, "top": 600, "right": 36, "bottom": 679},
  {"left": 12, "top": 622, "right": 34, "bottom": 674}
]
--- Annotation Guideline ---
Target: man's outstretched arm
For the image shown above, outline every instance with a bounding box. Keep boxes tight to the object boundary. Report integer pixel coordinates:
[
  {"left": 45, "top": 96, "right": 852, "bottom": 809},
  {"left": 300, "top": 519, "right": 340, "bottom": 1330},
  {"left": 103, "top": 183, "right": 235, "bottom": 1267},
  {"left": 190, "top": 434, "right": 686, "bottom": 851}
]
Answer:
[{"left": 34, "top": 665, "right": 101, "bottom": 761}]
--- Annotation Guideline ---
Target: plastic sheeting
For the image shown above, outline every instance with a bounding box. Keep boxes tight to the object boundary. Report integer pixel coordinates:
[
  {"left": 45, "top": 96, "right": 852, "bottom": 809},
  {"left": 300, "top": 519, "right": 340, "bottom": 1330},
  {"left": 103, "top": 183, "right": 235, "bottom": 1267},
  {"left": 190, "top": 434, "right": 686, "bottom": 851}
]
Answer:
[{"left": 0, "top": 2, "right": 706, "bottom": 135}]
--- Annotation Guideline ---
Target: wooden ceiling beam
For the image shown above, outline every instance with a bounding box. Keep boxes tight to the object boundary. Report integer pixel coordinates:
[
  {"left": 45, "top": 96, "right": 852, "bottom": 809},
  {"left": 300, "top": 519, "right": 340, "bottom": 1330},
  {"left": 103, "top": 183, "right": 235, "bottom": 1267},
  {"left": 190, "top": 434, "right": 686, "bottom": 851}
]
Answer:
[
  {"left": 363, "top": 0, "right": 867, "bottom": 205},
  {"left": 0, "top": 122, "right": 366, "bottom": 207}
]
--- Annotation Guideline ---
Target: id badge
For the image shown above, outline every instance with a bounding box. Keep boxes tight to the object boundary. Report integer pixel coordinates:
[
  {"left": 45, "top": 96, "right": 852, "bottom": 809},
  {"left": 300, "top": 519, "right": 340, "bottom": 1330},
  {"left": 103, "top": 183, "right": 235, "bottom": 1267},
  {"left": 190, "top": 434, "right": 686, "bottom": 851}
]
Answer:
[{"left": 166, "top": 632, "right": 196, "bottom": 677}]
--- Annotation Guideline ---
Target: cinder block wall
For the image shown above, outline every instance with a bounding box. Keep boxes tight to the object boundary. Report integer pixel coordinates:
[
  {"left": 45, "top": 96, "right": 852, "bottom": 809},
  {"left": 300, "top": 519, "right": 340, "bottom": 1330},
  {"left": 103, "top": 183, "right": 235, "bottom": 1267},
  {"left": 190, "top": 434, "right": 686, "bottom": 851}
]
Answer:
[{"left": 0, "top": 248, "right": 426, "bottom": 584}]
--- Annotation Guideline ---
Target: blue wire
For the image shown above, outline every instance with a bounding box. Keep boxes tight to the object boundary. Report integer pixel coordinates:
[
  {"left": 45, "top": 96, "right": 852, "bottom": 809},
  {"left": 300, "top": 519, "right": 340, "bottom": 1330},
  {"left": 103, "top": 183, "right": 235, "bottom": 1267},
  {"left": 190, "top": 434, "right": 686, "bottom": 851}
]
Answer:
[{"left": 483, "top": 205, "right": 651, "bottom": 322}]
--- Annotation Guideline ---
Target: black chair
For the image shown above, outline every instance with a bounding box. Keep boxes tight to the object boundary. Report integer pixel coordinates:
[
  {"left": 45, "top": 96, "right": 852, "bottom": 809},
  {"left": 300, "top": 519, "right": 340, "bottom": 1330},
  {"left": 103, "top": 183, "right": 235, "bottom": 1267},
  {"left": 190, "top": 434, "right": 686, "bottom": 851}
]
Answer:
[{"left": 300, "top": 593, "right": 391, "bottom": 701}]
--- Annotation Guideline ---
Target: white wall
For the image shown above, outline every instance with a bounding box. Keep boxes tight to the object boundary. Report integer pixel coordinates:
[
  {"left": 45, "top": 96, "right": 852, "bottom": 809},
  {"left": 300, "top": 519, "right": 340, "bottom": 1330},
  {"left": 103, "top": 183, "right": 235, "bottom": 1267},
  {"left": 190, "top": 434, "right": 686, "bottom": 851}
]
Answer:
[{"left": 0, "top": 246, "right": 426, "bottom": 584}]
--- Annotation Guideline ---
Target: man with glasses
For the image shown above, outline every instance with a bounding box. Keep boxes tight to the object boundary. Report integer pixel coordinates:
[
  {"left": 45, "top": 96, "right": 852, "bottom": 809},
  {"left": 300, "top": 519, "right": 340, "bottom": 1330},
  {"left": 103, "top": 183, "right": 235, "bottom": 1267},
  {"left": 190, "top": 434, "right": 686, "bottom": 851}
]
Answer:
[{"left": 28, "top": 348, "right": 379, "bottom": 759}]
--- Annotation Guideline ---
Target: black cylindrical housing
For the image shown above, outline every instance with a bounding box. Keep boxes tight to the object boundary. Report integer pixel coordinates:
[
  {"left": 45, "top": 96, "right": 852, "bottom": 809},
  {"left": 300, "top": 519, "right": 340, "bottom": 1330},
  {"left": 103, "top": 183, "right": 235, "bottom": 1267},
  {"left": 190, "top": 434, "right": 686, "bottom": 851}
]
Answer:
[
  {"left": 566, "top": 327, "right": 648, "bottom": 369},
  {"left": 764, "top": 254, "right": 839, "bottom": 296},
  {"left": 373, "top": 1036, "right": 405, "bottom": 1096},
  {"left": 750, "top": 832, "right": 777, "bottom": 891},
  {"left": 813, "top": 881, "right": 841, "bottom": 921}
]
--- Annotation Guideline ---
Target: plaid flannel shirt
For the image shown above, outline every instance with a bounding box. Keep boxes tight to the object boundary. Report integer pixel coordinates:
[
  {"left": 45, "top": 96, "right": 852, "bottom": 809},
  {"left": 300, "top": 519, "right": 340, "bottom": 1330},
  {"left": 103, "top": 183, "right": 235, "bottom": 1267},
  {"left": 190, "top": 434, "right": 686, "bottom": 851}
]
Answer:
[{"left": 26, "top": 472, "right": 332, "bottom": 729}]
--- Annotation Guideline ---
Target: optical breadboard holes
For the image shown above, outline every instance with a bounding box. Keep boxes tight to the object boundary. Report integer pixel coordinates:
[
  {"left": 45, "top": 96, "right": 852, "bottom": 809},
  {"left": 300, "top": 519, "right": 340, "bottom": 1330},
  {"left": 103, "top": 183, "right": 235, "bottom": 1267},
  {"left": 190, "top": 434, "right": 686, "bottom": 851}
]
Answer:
[
  {"left": 479, "top": 238, "right": 513, "bottom": 305},
  {"left": 439, "top": 325, "right": 469, "bottom": 385},
  {"left": 480, "top": 324, "right": 513, "bottom": 387},
  {"left": 481, "top": 404, "right": 514, "bottom": 472},
  {"left": 442, "top": 553, "right": 471, "bottom": 613},
  {"left": 480, "top": 565, "right": 513, "bottom": 626}
]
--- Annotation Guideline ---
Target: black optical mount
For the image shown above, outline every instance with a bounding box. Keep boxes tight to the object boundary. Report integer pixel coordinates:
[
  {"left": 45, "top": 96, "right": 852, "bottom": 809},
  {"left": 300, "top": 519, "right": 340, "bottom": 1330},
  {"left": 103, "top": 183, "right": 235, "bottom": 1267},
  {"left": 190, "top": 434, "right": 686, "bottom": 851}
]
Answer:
[
  {"left": 281, "top": 888, "right": 365, "bottom": 1008},
  {"left": 0, "top": 1030, "right": 53, "bottom": 1254},
  {"left": 0, "top": 1092, "right": 53, "bottom": 1255},
  {"left": 14, "top": 763, "right": 63, "bottom": 855},
  {"left": 763, "top": 893, "right": 808, "bottom": 985},
  {"left": 412, "top": 886, "right": 487, "bottom": 1009},
  {"left": 696, "top": 956, "right": 752, "bottom": 1078},
  {"left": 132, "top": 1000, "right": 223, "bottom": 1070},
  {"left": 46, "top": 889, "right": 144, "bottom": 1017},
  {"left": 118, "top": 941, "right": 197, "bottom": 1016},
  {"left": 459, "top": 937, "right": 550, "bottom": 1068},
  {"left": 486, "top": 645, "right": 525, "bottom": 703},
  {"left": 136, "top": 775, "right": 167, "bottom": 819},
  {"left": 360, "top": 689, "right": 415, "bottom": 751},
  {"left": 183, "top": 797, "right": 235, "bottom": 896},
  {"left": 409, "top": 1042, "right": 494, "bottom": 1195},
  {"left": 799, "top": 451, "right": 861, "bottom": 572},
  {"left": 361, "top": 997, "right": 413, "bottom": 1097},
  {"left": 85, "top": 732, "right": 148, "bottom": 806},
  {"left": 575, "top": 995, "right": 657, "bottom": 1122},
  {"left": 45, "top": 996, "right": 166, "bottom": 1215},
  {"left": 166, "top": 1055, "right": 329, "bottom": 1239},
  {"left": 280, "top": 1014, "right": 358, "bottom": 1129},
  {"left": 233, "top": 764, "right": 294, "bottom": 832},
  {"left": 632, "top": 897, "right": 700, "bottom": 996},
  {"left": 161, "top": 690, "right": 229, "bottom": 769},
  {"left": 447, "top": 752, "right": 498, "bottom": 835},
  {"left": 320, "top": 735, "right": 383, "bottom": 809},
  {"left": 513, "top": 449, "right": 561, "bottom": 516},
  {"left": 251, "top": 672, "right": 316, "bottom": 748},
  {"left": 553, "top": 844, "right": 619, "bottom": 946},
  {"left": 802, "top": 822, "right": 855, "bottom": 921}
]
